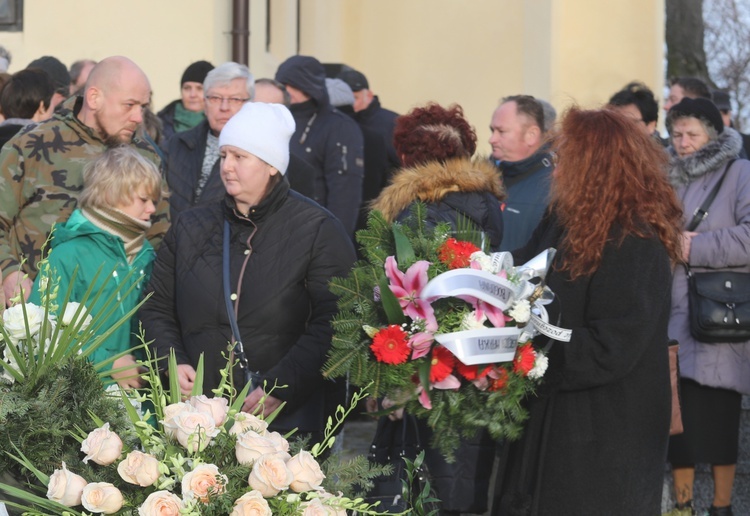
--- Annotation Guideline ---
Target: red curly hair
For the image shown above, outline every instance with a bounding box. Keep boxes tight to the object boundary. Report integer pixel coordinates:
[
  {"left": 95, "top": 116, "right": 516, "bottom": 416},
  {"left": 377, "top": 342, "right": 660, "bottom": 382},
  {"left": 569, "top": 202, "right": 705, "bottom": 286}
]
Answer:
[
  {"left": 551, "top": 107, "right": 683, "bottom": 279},
  {"left": 393, "top": 103, "right": 477, "bottom": 168}
]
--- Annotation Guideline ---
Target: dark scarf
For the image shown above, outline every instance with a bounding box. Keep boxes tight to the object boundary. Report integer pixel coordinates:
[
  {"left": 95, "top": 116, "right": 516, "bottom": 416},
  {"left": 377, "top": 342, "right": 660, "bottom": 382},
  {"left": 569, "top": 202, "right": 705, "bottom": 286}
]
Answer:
[{"left": 81, "top": 206, "right": 151, "bottom": 262}]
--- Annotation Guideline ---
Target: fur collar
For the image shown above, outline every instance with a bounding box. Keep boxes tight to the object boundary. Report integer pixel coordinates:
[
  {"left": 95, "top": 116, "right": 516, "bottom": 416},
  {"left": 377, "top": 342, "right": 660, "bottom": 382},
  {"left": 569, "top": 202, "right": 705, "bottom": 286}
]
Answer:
[
  {"left": 371, "top": 157, "right": 505, "bottom": 222},
  {"left": 668, "top": 127, "right": 743, "bottom": 186}
]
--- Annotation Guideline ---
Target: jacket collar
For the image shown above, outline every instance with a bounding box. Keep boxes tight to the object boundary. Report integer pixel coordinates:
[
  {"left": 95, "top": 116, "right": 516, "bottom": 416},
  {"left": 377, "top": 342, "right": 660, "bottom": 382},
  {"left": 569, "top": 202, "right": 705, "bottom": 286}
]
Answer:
[
  {"left": 494, "top": 145, "right": 554, "bottom": 178},
  {"left": 668, "top": 127, "right": 743, "bottom": 185},
  {"left": 224, "top": 179, "right": 290, "bottom": 224},
  {"left": 175, "top": 119, "right": 211, "bottom": 151}
]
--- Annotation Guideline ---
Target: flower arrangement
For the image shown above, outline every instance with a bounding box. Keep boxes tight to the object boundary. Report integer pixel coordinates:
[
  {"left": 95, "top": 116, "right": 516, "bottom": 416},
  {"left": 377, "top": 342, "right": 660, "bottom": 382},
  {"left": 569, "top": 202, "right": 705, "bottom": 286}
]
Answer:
[{"left": 324, "top": 207, "right": 562, "bottom": 458}]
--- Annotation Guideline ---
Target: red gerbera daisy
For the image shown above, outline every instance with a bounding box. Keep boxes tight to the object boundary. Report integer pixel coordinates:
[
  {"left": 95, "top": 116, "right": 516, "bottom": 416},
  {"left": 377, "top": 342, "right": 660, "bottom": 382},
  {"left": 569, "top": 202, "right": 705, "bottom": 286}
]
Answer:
[
  {"left": 438, "top": 238, "right": 480, "bottom": 270},
  {"left": 429, "top": 345, "right": 456, "bottom": 382},
  {"left": 488, "top": 367, "right": 509, "bottom": 392},
  {"left": 456, "top": 361, "right": 491, "bottom": 381},
  {"left": 513, "top": 344, "right": 536, "bottom": 376},
  {"left": 370, "top": 325, "right": 410, "bottom": 365}
]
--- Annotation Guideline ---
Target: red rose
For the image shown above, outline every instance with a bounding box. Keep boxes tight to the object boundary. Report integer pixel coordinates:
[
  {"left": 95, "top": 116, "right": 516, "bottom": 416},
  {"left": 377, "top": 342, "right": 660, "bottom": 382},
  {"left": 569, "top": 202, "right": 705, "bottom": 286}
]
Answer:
[
  {"left": 488, "top": 367, "right": 509, "bottom": 392},
  {"left": 429, "top": 346, "right": 456, "bottom": 382},
  {"left": 513, "top": 344, "right": 536, "bottom": 376},
  {"left": 438, "top": 238, "right": 480, "bottom": 270},
  {"left": 456, "top": 361, "right": 490, "bottom": 381},
  {"left": 370, "top": 325, "right": 410, "bottom": 365}
]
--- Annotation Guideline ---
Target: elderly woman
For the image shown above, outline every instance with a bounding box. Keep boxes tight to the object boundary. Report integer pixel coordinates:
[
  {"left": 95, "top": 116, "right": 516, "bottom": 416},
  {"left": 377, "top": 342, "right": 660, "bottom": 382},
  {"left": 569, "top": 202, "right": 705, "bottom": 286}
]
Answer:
[
  {"left": 665, "top": 98, "right": 750, "bottom": 516},
  {"left": 29, "top": 145, "right": 163, "bottom": 389},
  {"left": 140, "top": 102, "right": 355, "bottom": 440},
  {"left": 492, "top": 108, "right": 683, "bottom": 515}
]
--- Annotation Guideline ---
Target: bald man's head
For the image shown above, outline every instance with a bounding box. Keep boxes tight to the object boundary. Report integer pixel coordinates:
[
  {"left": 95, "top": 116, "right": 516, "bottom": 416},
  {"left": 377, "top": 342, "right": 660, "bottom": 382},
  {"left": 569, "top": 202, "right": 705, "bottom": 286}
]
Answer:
[{"left": 79, "top": 56, "right": 151, "bottom": 144}]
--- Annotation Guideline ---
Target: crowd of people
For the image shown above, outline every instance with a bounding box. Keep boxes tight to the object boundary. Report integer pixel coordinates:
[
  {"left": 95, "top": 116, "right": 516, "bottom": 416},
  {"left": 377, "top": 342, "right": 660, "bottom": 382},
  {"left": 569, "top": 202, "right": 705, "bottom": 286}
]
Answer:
[{"left": 0, "top": 51, "right": 749, "bottom": 516}]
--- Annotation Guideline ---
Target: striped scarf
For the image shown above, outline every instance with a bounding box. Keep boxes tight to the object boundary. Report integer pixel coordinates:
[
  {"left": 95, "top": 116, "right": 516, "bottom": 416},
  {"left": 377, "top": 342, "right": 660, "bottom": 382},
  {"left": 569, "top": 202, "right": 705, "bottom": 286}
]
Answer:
[{"left": 81, "top": 206, "right": 151, "bottom": 263}]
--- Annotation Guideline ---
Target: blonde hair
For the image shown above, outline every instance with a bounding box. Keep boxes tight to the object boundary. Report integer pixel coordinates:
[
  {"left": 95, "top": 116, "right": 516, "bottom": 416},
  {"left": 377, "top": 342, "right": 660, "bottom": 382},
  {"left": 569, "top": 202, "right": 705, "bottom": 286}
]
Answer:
[{"left": 79, "top": 145, "right": 163, "bottom": 209}]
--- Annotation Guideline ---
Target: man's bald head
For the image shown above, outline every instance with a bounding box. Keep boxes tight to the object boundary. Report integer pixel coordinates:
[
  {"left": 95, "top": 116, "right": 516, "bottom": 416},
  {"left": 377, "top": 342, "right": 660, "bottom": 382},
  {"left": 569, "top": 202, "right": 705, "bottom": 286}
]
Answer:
[{"left": 78, "top": 56, "right": 151, "bottom": 144}]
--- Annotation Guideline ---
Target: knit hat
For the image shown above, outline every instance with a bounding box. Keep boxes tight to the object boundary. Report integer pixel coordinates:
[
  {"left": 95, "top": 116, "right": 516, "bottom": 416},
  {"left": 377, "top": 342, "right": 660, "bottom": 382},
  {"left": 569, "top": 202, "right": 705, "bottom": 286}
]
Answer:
[
  {"left": 712, "top": 90, "right": 732, "bottom": 112},
  {"left": 666, "top": 97, "right": 724, "bottom": 135},
  {"left": 325, "top": 78, "right": 354, "bottom": 107},
  {"left": 219, "top": 102, "right": 295, "bottom": 174},
  {"left": 181, "top": 60, "right": 214, "bottom": 86},
  {"left": 337, "top": 69, "right": 369, "bottom": 92},
  {"left": 27, "top": 56, "right": 70, "bottom": 95}
]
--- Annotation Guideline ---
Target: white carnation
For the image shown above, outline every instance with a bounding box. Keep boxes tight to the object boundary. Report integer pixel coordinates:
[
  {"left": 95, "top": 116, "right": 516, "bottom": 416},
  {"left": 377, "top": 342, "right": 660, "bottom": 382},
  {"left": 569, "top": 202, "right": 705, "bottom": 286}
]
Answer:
[
  {"left": 461, "top": 311, "right": 488, "bottom": 331},
  {"left": 508, "top": 300, "right": 531, "bottom": 324},
  {"left": 470, "top": 251, "right": 495, "bottom": 273},
  {"left": 528, "top": 352, "right": 548, "bottom": 380}
]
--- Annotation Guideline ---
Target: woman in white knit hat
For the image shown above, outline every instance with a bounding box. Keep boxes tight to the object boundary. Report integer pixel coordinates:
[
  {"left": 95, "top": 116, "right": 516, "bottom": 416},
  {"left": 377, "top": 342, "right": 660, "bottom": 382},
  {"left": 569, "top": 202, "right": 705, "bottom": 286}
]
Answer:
[{"left": 140, "top": 102, "right": 355, "bottom": 441}]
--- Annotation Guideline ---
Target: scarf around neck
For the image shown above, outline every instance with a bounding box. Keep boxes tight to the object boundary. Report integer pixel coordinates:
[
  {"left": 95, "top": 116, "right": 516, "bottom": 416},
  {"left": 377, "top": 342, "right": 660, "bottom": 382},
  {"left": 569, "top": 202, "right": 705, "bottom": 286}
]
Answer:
[{"left": 81, "top": 206, "right": 151, "bottom": 263}]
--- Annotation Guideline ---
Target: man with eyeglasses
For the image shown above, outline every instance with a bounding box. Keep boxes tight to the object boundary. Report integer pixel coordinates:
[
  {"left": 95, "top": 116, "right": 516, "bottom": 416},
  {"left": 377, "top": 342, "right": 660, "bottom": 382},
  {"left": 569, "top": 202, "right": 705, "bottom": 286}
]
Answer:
[{"left": 163, "top": 62, "right": 254, "bottom": 220}]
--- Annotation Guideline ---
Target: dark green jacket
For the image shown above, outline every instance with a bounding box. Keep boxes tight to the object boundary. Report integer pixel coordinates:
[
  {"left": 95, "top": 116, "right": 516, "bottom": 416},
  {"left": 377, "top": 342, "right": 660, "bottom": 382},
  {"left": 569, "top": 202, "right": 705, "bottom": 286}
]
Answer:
[{"left": 29, "top": 210, "right": 155, "bottom": 370}]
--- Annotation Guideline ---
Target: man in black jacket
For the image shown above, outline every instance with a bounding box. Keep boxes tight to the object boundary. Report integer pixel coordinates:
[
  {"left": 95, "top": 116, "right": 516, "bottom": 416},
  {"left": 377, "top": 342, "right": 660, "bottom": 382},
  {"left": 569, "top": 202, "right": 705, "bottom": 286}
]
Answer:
[{"left": 276, "top": 55, "right": 364, "bottom": 236}]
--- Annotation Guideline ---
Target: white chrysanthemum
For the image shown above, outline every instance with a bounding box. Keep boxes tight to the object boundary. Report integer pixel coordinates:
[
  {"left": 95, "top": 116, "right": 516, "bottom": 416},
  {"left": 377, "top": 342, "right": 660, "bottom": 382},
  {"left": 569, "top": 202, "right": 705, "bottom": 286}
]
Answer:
[
  {"left": 460, "top": 311, "right": 488, "bottom": 331},
  {"left": 528, "top": 352, "right": 548, "bottom": 380},
  {"left": 508, "top": 300, "right": 531, "bottom": 324}
]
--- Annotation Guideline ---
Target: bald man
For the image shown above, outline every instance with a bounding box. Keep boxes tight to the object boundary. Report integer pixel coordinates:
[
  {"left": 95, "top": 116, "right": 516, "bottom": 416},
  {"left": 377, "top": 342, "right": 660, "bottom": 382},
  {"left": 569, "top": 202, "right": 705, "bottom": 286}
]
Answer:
[{"left": 0, "top": 56, "right": 169, "bottom": 305}]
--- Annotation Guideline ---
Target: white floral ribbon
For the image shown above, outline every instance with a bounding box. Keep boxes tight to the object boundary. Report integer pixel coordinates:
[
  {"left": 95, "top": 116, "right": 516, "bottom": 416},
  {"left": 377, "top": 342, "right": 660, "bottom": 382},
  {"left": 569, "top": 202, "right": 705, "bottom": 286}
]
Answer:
[
  {"left": 421, "top": 268, "right": 523, "bottom": 311},
  {"left": 434, "top": 328, "right": 522, "bottom": 365}
]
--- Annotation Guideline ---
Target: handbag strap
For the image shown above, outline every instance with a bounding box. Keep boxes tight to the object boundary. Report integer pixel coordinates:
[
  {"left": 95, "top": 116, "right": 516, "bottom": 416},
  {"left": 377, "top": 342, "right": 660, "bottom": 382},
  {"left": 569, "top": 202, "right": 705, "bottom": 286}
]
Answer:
[
  {"left": 686, "top": 158, "right": 738, "bottom": 232},
  {"left": 223, "top": 220, "right": 250, "bottom": 372}
]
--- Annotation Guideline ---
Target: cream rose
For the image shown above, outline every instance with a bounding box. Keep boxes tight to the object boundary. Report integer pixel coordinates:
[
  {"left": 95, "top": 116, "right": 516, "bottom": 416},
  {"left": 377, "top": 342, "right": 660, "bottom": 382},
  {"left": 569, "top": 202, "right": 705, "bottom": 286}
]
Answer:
[
  {"left": 188, "top": 395, "right": 229, "bottom": 426},
  {"left": 161, "top": 402, "right": 188, "bottom": 438},
  {"left": 138, "top": 490, "right": 184, "bottom": 516},
  {"left": 181, "top": 463, "right": 227, "bottom": 503},
  {"left": 3, "top": 303, "right": 46, "bottom": 343},
  {"left": 235, "top": 430, "right": 279, "bottom": 465},
  {"left": 165, "top": 410, "right": 219, "bottom": 453},
  {"left": 81, "top": 423, "right": 123, "bottom": 465},
  {"left": 61, "top": 302, "right": 93, "bottom": 329},
  {"left": 46, "top": 462, "right": 87, "bottom": 507},
  {"left": 117, "top": 450, "right": 161, "bottom": 486},
  {"left": 229, "top": 412, "right": 268, "bottom": 436},
  {"left": 287, "top": 451, "right": 325, "bottom": 493},
  {"left": 230, "top": 490, "right": 272, "bottom": 516},
  {"left": 266, "top": 431, "right": 290, "bottom": 454},
  {"left": 301, "top": 497, "right": 347, "bottom": 516},
  {"left": 81, "top": 482, "right": 123, "bottom": 514},
  {"left": 248, "top": 453, "right": 293, "bottom": 497}
]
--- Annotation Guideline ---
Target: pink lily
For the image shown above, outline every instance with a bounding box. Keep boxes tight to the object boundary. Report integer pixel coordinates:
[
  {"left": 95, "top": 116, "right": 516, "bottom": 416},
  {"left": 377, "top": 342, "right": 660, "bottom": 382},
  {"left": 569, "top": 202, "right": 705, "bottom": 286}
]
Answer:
[
  {"left": 416, "top": 374, "right": 461, "bottom": 410},
  {"left": 408, "top": 332, "right": 434, "bottom": 360},
  {"left": 385, "top": 256, "right": 438, "bottom": 331}
]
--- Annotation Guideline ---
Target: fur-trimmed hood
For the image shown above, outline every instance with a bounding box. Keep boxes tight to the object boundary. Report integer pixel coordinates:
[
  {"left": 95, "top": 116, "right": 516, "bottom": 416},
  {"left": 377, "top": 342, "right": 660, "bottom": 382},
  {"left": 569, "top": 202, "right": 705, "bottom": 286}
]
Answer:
[
  {"left": 372, "top": 157, "right": 505, "bottom": 222},
  {"left": 668, "top": 127, "right": 743, "bottom": 186}
]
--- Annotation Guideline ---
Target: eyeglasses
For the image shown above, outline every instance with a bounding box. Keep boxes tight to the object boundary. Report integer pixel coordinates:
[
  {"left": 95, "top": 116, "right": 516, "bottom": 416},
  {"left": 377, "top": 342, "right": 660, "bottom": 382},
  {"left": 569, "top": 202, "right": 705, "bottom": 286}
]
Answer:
[{"left": 205, "top": 95, "right": 250, "bottom": 107}]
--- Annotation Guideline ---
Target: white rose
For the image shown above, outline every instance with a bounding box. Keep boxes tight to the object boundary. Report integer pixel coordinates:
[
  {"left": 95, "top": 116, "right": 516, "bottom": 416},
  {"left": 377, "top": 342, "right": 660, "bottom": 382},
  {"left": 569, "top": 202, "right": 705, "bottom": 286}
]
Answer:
[
  {"left": 528, "top": 351, "right": 549, "bottom": 380},
  {"left": 165, "top": 410, "right": 219, "bottom": 453},
  {"left": 235, "top": 430, "right": 279, "bottom": 465},
  {"left": 117, "top": 450, "right": 161, "bottom": 486},
  {"left": 460, "top": 310, "right": 488, "bottom": 331},
  {"left": 287, "top": 451, "right": 325, "bottom": 493},
  {"left": 46, "top": 462, "right": 87, "bottom": 507},
  {"left": 508, "top": 299, "right": 531, "bottom": 324},
  {"left": 81, "top": 423, "right": 123, "bottom": 465},
  {"left": 229, "top": 412, "right": 268, "bottom": 436},
  {"left": 301, "top": 497, "right": 347, "bottom": 516},
  {"left": 61, "top": 302, "right": 93, "bottom": 330},
  {"left": 181, "top": 463, "right": 227, "bottom": 503},
  {"left": 230, "top": 490, "right": 272, "bottom": 516},
  {"left": 248, "top": 454, "right": 293, "bottom": 497},
  {"left": 266, "top": 431, "right": 290, "bottom": 454},
  {"left": 161, "top": 402, "right": 189, "bottom": 438},
  {"left": 138, "top": 490, "right": 184, "bottom": 516},
  {"left": 3, "top": 303, "right": 46, "bottom": 343},
  {"left": 81, "top": 482, "right": 123, "bottom": 514},
  {"left": 188, "top": 395, "right": 229, "bottom": 426}
]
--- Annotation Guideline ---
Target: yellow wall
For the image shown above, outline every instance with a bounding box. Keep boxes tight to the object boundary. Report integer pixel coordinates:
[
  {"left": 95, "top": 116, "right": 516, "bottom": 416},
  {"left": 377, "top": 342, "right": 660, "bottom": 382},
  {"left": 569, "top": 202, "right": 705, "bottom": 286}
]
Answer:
[{"left": 0, "top": 0, "right": 664, "bottom": 148}]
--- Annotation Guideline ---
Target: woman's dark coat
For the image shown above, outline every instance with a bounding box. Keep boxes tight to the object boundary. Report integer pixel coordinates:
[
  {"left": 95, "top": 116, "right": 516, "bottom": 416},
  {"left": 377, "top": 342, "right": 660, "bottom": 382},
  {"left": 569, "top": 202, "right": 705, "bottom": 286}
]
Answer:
[
  {"left": 493, "top": 212, "right": 672, "bottom": 516},
  {"left": 140, "top": 181, "right": 356, "bottom": 434}
]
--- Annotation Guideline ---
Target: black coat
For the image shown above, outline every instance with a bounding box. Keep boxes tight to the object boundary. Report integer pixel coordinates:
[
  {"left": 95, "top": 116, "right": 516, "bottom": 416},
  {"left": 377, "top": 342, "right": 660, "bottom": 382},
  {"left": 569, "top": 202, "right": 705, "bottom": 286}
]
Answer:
[
  {"left": 163, "top": 120, "right": 316, "bottom": 221},
  {"left": 355, "top": 96, "right": 400, "bottom": 169},
  {"left": 493, "top": 213, "right": 672, "bottom": 516},
  {"left": 140, "top": 181, "right": 356, "bottom": 434}
]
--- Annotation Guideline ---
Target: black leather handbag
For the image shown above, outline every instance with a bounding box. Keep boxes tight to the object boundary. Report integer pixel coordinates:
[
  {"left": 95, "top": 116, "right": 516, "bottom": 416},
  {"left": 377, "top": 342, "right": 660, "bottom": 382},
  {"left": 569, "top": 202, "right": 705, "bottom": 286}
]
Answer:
[{"left": 685, "top": 159, "right": 750, "bottom": 343}]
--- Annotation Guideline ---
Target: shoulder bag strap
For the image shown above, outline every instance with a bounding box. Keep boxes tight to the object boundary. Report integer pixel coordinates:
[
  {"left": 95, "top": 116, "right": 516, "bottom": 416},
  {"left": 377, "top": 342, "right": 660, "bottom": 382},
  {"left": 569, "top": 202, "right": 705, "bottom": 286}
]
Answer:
[
  {"left": 686, "top": 158, "right": 738, "bottom": 232},
  {"left": 223, "top": 220, "right": 250, "bottom": 372}
]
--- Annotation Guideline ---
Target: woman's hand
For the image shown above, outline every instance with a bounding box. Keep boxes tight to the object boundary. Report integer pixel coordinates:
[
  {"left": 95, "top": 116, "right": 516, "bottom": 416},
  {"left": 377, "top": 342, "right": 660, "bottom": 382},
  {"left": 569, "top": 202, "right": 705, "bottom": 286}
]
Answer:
[
  {"left": 174, "top": 363, "right": 196, "bottom": 396},
  {"left": 111, "top": 354, "right": 146, "bottom": 389},
  {"left": 241, "top": 387, "right": 282, "bottom": 417},
  {"left": 681, "top": 231, "right": 698, "bottom": 262}
]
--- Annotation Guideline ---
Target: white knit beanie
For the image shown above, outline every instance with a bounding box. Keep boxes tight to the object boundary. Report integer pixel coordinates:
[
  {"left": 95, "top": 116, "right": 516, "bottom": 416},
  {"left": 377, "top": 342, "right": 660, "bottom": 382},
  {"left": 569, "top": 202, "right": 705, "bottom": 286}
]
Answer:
[{"left": 218, "top": 102, "right": 296, "bottom": 174}]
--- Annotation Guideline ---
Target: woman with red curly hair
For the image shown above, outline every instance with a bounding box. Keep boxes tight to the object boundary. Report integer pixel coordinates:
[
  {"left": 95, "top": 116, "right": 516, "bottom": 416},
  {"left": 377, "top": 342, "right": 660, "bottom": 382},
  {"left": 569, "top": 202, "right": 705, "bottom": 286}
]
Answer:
[
  {"left": 492, "top": 107, "right": 683, "bottom": 515},
  {"left": 372, "top": 102, "right": 505, "bottom": 250},
  {"left": 371, "top": 103, "right": 504, "bottom": 514}
]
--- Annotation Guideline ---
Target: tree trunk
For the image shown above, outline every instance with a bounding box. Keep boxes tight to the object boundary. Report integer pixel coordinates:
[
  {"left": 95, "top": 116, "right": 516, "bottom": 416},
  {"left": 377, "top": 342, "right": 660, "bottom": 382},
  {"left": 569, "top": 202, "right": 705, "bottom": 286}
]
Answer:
[{"left": 665, "top": 0, "right": 713, "bottom": 83}]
